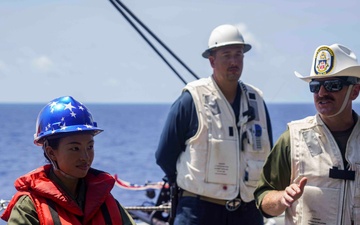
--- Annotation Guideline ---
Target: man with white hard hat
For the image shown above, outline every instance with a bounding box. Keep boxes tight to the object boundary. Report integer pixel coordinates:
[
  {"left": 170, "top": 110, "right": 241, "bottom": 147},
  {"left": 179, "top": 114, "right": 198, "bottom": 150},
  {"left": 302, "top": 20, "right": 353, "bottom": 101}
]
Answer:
[
  {"left": 156, "top": 24, "right": 273, "bottom": 225},
  {"left": 254, "top": 43, "right": 360, "bottom": 225}
]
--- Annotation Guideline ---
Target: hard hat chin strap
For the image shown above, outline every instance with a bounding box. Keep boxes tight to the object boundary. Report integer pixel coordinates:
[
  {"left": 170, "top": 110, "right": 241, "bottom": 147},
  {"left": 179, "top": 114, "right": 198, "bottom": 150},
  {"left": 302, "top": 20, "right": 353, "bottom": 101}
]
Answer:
[
  {"left": 50, "top": 158, "right": 78, "bottom": 180},
  {"left": 327, "top": 85, "right": 353, "bottom": 118},
  {"left": 43, "top": 141, "right": 77, "bottom": 180}
]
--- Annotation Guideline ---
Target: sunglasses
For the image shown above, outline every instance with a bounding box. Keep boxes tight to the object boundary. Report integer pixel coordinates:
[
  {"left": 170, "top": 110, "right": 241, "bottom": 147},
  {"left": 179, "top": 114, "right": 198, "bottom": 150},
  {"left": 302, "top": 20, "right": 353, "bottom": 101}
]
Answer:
[{"left": 309, "top": 79, "right": 353, "bottom": 93}]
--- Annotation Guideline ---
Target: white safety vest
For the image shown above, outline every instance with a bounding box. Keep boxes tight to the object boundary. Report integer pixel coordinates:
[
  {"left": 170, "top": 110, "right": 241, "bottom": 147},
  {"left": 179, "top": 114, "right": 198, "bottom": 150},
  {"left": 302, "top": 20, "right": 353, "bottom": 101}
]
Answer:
[
  {"left": 176, "top": 77, "right": 271, "bottom": 202},
  {"left": 287, "top": 114, "right": 360, "bottom": 225}
]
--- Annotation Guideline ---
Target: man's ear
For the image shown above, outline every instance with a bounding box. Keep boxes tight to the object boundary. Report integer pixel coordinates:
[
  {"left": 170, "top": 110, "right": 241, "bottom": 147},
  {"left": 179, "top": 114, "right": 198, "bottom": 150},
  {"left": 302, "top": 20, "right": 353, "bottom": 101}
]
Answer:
[
  {"left": 350, "top": 84, "right": 360, "bottom": 100},
  {"left": 209, "top": 56, "right": 215, "bottom": 68}
]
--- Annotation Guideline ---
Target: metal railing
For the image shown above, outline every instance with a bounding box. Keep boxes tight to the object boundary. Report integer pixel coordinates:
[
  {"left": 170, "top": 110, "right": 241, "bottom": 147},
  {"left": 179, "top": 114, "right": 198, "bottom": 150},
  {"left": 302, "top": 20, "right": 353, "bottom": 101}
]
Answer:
[
  {"left": 125, "top": 204, "right": 170, "bottom": 212},
  {"left": 1, "top": 198, "right": 170, "bottom": 212},
  {"left": 0, "top": 199, "right": 9, "bottom": 212}
]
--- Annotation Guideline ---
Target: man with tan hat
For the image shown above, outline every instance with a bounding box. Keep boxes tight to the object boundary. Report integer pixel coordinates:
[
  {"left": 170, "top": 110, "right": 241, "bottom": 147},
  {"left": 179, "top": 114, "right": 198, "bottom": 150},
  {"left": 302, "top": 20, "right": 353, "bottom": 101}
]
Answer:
[
  {"left": 254, "top": 43, "right": 360, "bottom": 225},
  {"left": 156, "top": 24, "right": 273, "bottom": 225}
]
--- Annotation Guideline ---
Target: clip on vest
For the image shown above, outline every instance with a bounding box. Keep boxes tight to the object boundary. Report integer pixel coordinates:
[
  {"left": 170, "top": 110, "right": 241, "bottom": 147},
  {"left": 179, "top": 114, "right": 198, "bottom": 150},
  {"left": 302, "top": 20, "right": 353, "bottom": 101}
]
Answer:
[
  {"left": 242, "top": 106, "right": 255, "bottom": 122},
  {"left": 329, "top": 166, "right": 355, "bottom": 180}
]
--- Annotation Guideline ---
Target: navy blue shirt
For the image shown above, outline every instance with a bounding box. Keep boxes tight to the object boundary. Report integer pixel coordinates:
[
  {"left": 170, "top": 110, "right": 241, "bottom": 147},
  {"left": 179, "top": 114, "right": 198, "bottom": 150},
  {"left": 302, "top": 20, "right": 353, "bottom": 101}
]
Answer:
[{"left": 155, "top": 85, "right": 273, "bottom": 183}]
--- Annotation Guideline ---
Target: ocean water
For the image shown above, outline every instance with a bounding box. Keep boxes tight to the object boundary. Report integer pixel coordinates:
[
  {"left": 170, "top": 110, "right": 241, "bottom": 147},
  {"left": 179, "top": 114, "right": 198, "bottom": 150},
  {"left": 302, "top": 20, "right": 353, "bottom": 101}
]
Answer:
[{"left": 0, "top": 103, "right": 359, "bottom": 224}]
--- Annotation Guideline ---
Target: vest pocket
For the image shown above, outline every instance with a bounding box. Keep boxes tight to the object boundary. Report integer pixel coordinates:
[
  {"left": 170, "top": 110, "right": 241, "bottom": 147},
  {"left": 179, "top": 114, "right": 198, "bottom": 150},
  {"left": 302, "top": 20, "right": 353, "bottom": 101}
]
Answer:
[
  {"left": 355, "top": 164, "right": 360, "bottom": 206},
  {"left": 300, "top": 186, "right": 340, "bottom": 225},
  {"left": 244, "top": 159, "right": 264, "bottom": 187},
  {"left": 205, "top": 138, "right": 237, "bottom": 185},
  {"left": 354, "top": 163, "right": 360, "bottom": 224}
]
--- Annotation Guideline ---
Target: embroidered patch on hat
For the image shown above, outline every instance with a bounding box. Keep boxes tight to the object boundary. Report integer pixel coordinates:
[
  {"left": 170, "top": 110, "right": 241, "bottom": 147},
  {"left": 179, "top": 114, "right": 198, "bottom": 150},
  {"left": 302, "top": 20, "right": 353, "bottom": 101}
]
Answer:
[{"left": 314, "top": 46, "right": 335, "bottom": 75}]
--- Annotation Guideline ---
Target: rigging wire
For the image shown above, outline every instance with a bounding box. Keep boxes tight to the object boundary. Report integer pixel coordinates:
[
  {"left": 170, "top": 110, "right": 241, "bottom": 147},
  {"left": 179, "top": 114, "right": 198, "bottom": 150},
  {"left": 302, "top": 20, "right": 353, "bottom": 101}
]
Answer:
[{"left": 109, "top": 0, "right": 200, "bottom": 85}]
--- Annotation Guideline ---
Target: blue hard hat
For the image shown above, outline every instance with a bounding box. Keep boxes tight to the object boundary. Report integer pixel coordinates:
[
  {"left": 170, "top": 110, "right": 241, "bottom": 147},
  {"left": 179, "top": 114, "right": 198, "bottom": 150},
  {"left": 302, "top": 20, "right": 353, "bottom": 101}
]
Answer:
[{"left": 34, "top": 96, "right": 103, "bottom": 146}]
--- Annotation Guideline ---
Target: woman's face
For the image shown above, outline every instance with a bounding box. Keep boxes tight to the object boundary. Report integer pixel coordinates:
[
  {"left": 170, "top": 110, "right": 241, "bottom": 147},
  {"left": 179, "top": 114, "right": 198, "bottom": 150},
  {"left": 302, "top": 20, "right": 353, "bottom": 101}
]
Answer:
[{"left": 48, "top": 132, "right": 95, "bottom": 178}]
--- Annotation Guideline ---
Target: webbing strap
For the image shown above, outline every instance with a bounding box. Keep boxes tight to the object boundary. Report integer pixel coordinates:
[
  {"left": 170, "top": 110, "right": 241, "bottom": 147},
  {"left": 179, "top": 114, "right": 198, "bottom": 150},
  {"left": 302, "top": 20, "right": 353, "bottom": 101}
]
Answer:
[
  {"left": 46, "top": 199, "right": 62, "bottom": 225},
  {"left": 100, "top": 203, "right": 112, "bottom": 225}
]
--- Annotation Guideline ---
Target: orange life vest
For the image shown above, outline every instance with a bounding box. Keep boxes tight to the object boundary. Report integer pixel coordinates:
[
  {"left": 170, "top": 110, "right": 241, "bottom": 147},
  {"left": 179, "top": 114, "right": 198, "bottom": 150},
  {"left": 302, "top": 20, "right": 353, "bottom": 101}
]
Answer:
[{"left": 1, "top": 165, "right": 124, "bottom": 225}]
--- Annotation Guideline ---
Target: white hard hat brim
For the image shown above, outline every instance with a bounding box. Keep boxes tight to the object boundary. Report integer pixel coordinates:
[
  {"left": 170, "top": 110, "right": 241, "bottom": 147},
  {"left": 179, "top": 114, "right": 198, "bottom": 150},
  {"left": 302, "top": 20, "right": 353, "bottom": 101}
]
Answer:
[
  {"left": 295, "top": 66, "right": 360, "bottom": 82},
  {"left": 202, "top": 43, "right": 252, "bottom": 58}
]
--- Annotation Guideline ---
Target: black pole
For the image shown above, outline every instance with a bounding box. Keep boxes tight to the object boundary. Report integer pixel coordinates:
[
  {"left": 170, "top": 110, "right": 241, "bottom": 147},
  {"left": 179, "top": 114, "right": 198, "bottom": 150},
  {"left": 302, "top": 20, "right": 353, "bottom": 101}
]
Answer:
[{"left": 109, "top": 0, "right": 200, "bottom": 84}]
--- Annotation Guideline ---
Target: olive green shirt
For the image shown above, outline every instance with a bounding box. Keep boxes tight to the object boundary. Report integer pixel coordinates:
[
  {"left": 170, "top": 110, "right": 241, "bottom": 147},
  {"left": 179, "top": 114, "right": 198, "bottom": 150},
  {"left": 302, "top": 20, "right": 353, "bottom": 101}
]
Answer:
[{"left": 254, "top": 129, "right": 291, "bottom": 217}]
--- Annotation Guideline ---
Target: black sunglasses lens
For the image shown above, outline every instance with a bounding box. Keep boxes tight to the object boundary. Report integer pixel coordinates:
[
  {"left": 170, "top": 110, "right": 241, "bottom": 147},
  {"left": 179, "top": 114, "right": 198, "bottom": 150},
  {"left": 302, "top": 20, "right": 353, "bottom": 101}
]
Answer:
[
  {"left": 309, "top": 80, "right": 344, "bottom": 93},
  {"left": 309, "top": 81, "right": 320, "bottom": 93},
  {"left": 324, "top": 80, "right": 343, "bottom": 92}
]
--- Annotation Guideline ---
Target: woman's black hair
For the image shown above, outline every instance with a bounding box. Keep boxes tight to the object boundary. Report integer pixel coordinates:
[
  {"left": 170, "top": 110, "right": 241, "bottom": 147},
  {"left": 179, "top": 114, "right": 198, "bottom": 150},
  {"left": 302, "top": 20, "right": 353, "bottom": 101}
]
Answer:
[
  {"left": 42, "top": 131, "right": 95, "bottom": 161},
  {"left": 42, "top": 136, "right": 61, "bottom": 162}
]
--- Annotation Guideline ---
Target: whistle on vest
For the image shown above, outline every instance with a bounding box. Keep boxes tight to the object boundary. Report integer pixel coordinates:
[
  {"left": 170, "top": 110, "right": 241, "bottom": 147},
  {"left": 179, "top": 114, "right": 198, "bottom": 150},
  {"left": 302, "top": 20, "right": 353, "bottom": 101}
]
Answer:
[{"left": 329, "top": 166, "right": 355, "bottom": 181}]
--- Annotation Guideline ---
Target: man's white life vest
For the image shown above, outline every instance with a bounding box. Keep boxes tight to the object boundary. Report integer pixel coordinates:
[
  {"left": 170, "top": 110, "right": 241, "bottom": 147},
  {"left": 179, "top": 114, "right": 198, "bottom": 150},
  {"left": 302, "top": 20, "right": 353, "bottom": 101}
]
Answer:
[
  {"left": 176, "top": 76, "right": 271, "bottom": 202},
  {"left": 287, "top": 114, "right": 360, "bottom": 225}
]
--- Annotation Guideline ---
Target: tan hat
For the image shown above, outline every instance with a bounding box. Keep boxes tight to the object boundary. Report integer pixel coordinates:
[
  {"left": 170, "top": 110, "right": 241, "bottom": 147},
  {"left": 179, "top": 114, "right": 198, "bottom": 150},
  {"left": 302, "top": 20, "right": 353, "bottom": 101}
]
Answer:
[{"left": 295, "top": 44, "right": 360, "bottom": 82}]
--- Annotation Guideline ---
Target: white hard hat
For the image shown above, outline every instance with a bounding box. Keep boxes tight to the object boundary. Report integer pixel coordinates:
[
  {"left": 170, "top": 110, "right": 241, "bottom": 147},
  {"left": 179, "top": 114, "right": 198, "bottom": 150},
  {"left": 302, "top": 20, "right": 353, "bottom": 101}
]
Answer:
[
  {"left": 295, "top": 43, "right": 360, "bottom": 82},
  {"left": 202, "top": 24, "right": 252, "bottom": 58}
]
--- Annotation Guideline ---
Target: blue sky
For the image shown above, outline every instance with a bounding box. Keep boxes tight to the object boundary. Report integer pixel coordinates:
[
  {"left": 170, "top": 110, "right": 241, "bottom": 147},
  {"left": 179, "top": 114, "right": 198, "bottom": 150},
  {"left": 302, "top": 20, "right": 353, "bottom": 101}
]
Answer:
[{"left": 0, "top": 0, "right": 359, "bottom": 103}]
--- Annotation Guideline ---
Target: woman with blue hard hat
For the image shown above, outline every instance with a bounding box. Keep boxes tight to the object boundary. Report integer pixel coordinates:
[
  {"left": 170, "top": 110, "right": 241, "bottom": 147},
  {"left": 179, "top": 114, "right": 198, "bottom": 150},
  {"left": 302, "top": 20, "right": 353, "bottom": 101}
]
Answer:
[{"left": 1, "top": 96, "right": 136, "bottom": 225}]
